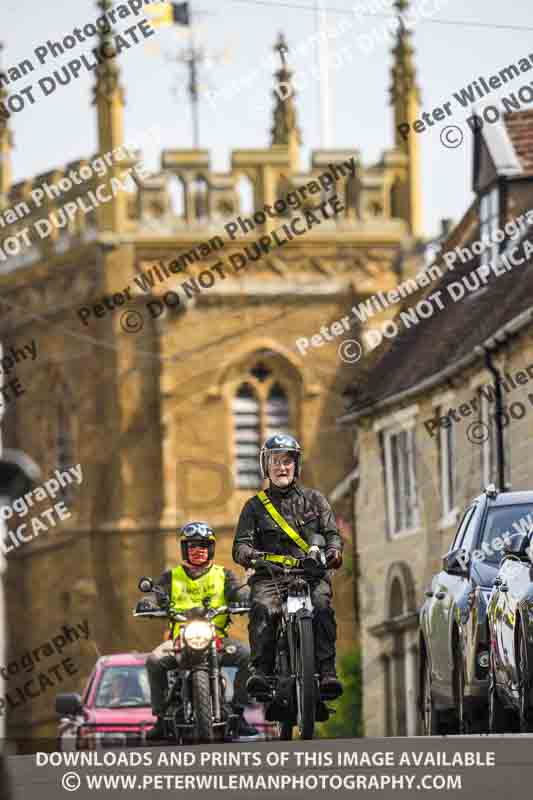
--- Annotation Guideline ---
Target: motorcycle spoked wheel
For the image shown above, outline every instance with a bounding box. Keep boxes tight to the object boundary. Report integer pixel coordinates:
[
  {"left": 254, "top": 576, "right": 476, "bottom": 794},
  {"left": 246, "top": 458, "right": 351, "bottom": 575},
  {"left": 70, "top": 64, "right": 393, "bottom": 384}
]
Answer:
[
  {"left": 295, "top": 616, "right": 316, "bottom": 740},
  {"left": 191, "top": 670, "right": 214, "bottom": 743}
]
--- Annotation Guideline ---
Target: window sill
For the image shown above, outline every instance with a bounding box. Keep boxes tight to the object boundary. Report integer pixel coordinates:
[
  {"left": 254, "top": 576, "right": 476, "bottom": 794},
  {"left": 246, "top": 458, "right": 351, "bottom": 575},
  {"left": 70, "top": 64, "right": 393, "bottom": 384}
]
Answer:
[
  {"left": 390, "top": 526, "right": 421, "bottom": 540},
  {"left": 438, "top": 507, "right": 459, "bottom": 530}
]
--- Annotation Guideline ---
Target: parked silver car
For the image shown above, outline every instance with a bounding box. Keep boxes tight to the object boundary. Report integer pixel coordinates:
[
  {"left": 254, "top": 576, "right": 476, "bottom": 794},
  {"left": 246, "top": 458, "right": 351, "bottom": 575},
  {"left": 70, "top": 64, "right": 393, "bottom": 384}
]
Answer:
[{"left": 419, "top": 485, "right": 533, "bottom": 734}]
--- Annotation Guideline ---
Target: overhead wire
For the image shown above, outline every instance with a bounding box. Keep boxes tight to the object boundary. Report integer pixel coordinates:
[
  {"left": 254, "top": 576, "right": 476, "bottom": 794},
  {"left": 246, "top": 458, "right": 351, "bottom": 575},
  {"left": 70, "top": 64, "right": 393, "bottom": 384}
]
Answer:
[{"left": 228, "top": 0, "right": 533, "bottom": 34}]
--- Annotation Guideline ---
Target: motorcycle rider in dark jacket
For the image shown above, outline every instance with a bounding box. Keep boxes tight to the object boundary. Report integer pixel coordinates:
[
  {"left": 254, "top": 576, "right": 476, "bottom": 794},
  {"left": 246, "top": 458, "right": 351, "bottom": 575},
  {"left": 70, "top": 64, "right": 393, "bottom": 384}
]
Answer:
[
  {"left": 146, "top": 522, "right": 258, "bottom": 741},
  {"left": 232, "top": 434, "right": 343, "bottom": 700}
]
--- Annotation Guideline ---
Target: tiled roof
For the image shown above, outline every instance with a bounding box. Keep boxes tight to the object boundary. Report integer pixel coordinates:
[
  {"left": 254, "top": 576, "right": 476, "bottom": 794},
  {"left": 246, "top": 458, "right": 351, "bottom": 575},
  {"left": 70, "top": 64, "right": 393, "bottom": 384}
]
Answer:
[
  {"left": 343, "top": 111, "right": 533, "bottom": 418},
  {"left": 504, "top": 110, "right": 533, "bottom": 176},
  {"left": 344, "top": 231, "right": 533, "bottom": 416}
]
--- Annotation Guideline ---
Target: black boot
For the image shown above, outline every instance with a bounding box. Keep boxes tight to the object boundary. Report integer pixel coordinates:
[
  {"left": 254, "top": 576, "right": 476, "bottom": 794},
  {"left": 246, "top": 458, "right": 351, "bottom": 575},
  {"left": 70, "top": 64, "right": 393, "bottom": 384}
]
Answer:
[
  {"left": 246, "top": 669, "right": 272, "bottom": 701},
  {"left": 319, "top": 672, "right": 343, "bottom": 700},
  {"left": 146, "top": 716, "right": 166, "bottom": 741}
]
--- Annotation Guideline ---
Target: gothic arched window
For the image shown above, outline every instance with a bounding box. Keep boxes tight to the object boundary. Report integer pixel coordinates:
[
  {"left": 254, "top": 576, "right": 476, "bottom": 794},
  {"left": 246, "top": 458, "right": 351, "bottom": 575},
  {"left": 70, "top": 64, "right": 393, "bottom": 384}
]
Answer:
[
  {"left": 232, "top": 364, "right": 293, "bottom": 489},
  {"left": 266, "top": 383, "right": 290, "bottom": 439},
  {"left": 232, "top": 384, "right": 262, "bottom": 489}
]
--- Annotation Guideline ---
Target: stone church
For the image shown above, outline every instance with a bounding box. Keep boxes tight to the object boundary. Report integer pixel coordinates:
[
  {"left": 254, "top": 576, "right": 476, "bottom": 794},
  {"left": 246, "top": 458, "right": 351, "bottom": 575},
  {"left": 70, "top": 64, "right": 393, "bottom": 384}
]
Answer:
[{"left": 0, "top": 0, "right": 423, "bottom": 743}]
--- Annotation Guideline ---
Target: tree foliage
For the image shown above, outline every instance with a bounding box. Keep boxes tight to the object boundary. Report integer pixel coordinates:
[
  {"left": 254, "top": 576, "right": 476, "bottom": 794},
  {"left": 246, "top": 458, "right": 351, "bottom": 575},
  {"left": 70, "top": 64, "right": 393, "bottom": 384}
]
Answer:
[{"left": 317, "top": 647, "right": 362, "bottom": 739}]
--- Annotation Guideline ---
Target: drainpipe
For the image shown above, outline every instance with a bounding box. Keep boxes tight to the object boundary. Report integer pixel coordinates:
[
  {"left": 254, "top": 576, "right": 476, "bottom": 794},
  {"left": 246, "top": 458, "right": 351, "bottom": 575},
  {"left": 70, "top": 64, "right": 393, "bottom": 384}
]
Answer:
[{"left": 484, "top": 348, "right": 506, "bottom": 492}]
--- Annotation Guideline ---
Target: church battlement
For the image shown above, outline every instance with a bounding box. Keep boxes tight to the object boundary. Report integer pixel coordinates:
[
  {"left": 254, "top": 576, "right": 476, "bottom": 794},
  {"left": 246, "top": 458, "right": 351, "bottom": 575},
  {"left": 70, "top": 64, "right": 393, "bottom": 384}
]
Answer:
[{"left": 0, "top": 2, "right": 422, "bottom": 270}]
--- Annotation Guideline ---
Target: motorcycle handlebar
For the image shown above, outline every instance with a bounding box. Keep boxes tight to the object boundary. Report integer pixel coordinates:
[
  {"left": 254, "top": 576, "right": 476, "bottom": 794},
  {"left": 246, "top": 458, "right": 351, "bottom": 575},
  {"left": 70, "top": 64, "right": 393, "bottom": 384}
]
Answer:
[
  {"left": 135, "top": 604, "right": 250, "bottom": 621},
  {"left": 251, "top": 554, "right": 326, "bottom": 578},
  {"left": 251, "top": 558, "right": 305, "bottom": 574}
]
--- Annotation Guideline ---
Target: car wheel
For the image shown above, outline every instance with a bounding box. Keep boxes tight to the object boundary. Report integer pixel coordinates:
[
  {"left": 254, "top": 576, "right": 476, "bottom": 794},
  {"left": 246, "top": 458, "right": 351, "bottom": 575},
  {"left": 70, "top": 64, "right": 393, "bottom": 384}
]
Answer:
[
  {"left": 421, "top": 654, "right": 441, "bottom": 735},
  {"left": 488, "top": 649, "right": 512, "bottom": 733},
  {"left": 453, "top": 649, "right": 470, "bottom": 735},
  {"left": 517, "top": 629, "right": 533, "bottom": 733}
]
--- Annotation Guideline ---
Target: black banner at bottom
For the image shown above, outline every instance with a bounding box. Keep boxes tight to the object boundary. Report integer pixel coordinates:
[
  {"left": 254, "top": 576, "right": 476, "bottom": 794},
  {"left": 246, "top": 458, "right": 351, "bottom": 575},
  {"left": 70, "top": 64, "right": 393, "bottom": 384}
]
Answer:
[{"left": 6, "top": 736, "right": 533, "bottom": 799}]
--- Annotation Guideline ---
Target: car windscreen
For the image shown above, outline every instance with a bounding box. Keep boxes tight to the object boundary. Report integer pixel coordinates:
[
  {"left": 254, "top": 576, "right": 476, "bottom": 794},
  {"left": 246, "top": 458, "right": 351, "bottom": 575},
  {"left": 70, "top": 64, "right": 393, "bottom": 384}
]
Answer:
[
  {"left": 479, "top": 505, "right": 533, "bottom": 563},
  {"left": 94, "top": 665, "right": 151, "bottom": 709}
]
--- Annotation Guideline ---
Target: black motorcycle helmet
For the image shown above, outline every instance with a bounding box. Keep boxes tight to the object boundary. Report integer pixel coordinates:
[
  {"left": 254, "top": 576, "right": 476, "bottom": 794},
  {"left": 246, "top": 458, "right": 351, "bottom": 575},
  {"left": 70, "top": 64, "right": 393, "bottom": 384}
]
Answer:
[
  {"left": 259, "top": 433, "right": 302, "bottom": 479},
  {"left": 179, "top": 521, "right": 216, "bottom": 563}
]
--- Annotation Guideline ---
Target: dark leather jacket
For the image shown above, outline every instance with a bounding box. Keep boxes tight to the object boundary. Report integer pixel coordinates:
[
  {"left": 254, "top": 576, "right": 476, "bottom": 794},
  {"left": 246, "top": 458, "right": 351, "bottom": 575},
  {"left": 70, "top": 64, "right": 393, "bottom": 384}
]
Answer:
[{"left": 232, "top": 481, "right": 343, "bottom": 576}]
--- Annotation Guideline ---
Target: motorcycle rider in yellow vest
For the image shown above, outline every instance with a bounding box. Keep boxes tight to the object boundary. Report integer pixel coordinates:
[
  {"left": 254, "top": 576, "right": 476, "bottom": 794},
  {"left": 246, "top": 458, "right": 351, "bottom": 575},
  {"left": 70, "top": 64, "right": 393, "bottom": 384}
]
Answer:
[{"left": 145, "top": 522, "right": 258, "bottom": 741}]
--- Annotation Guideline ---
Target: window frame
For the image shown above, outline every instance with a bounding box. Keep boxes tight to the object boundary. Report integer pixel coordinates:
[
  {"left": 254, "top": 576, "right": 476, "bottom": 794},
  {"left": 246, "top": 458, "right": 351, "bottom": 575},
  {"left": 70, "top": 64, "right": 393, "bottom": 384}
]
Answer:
[
  {"left": 232, "top": 370, "right": 293, "bottom": 490},
  {"left": 458, "top": 506, "right": 478, "bottom": 553},
  {"left": 479, "top": 186, "right": 500, "bottom": 268},
  {"left": 383, "top": 420, "right": 420, "bottom": 539},
  {"left": 450, "top": 505, "right": 475, "bottom": 552},
  {"left": 232, "top": 383, "right": 262, "bottom": 490},
  {"left": 436, "top": 405, "right": 457, "bottom": 525}
]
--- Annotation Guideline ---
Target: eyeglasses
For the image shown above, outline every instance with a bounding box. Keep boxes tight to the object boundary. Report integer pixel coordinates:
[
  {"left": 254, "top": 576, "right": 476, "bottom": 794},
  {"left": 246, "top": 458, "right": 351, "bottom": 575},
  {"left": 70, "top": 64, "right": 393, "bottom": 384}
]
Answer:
[{"left": 270, "top": 455, "right": 295, "bottom": 468}]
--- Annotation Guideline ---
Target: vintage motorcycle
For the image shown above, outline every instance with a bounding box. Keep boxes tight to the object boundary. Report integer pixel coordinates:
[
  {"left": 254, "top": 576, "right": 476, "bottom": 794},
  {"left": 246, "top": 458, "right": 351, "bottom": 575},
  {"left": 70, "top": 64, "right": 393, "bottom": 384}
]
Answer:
[
  {"left": 249, "top": 537, "right": 337, "bottom": 740},
  {"left": 134, "top": 577, "right": 250, "bottom": 744}
]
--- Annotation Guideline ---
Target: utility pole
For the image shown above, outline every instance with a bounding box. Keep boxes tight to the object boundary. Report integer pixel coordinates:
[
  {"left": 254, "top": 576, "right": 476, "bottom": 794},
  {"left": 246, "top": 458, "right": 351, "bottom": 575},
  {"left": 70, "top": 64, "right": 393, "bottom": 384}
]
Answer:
[
  {"left": 185, "top": 3, "right": 200, "bottom": 148},
  {"left": 167, "top": 9, "right": 230, "bottom": 148}
]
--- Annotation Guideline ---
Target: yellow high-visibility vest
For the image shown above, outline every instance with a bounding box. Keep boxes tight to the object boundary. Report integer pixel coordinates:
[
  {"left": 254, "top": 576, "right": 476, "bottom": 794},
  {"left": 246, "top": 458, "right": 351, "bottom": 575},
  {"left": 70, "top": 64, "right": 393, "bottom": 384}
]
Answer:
[{"left": 169, "top": 564, "right": 228, "bottom": 638}]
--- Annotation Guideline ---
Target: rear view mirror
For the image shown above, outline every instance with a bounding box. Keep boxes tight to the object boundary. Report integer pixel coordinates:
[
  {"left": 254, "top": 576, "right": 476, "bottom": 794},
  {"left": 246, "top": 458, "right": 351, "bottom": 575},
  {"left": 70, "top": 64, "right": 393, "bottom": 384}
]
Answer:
[
  {"left": 503, "top": 533, "right": 530, "bottom": 558},
  {"left": 56, "top": 693, "right": 83, "bottom": 717},
  {"left": 443, "top": 549, "right": 469, "bottom": 577},
  {"left": 138, "top": 577, "right": 153, "bottom": 593},
  {"left": 135, "top": 599, "right": 159, "bottom": 614}
]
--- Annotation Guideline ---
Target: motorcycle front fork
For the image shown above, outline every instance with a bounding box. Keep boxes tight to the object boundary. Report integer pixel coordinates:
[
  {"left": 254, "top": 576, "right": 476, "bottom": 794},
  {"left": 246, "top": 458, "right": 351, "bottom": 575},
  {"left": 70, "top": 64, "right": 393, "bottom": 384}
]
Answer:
[
  {"left": 277, "top": 626, "right": 291, "bottom": 678},
  {"left": 209, "top": 642, "right": 222, "bottom": 722}
]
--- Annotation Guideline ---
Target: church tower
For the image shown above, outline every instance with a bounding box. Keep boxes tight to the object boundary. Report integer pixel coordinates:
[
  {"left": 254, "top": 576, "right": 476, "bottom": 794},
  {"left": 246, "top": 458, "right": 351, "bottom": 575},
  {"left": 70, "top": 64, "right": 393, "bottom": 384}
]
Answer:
[{"left": 390, "top": 0, "right": 422, "bottom": 235}]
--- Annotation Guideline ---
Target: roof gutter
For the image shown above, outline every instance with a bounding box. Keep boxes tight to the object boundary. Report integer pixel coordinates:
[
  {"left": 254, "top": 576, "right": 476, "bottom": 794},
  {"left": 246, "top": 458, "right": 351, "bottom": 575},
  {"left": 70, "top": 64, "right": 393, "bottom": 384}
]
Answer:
[{"left": 338, "top": 305, "right": 533, "bottom": 426}]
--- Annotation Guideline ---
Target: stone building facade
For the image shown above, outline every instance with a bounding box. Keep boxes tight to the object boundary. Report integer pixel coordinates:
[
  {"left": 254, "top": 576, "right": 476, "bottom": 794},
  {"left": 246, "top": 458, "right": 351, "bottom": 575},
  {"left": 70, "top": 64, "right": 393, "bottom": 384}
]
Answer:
[
  {"left": 340, "top": 108, "right": 533, "bottom": 736},
  {"left": 0, "top": 0, "right": 424, "bottom": 743}
]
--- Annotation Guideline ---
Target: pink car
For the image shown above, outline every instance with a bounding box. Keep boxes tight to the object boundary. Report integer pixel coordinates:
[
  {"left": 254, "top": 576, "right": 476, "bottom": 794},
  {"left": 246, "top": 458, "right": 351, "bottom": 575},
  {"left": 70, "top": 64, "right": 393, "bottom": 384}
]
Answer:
[
  {"left": 56, "top": 653, "right": 155, "bottom": 750},
  {"left": 56, "top": 654, "right": 277, "bottom": 749}
]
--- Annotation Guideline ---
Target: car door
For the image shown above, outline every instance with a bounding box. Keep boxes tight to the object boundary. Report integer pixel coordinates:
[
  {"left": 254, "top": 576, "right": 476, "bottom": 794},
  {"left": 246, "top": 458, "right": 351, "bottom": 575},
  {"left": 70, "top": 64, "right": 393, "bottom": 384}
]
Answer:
[
  {"left": 498, "top": 558, "right": 529, "bottom": 690},
  {"left": 429, "top": 505, "right": 476, "bottom": 695}
]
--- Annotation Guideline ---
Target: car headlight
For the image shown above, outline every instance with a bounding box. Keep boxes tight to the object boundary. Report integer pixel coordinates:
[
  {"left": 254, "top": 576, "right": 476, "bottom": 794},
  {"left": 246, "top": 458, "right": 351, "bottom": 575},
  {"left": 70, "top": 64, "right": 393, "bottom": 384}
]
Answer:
[{"left": 183, "top": 620, "right": 212, "bottom": 650}]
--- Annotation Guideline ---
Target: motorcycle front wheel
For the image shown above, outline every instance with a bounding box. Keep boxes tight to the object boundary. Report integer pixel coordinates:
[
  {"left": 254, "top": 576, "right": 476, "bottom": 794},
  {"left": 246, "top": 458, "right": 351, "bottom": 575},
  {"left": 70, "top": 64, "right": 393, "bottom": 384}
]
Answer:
[
  {"left": 192, "top": 670, "right": 214, "bottom": 743},
  {"left": 295, "top": 616, "right": 316, "bottom": 740}
]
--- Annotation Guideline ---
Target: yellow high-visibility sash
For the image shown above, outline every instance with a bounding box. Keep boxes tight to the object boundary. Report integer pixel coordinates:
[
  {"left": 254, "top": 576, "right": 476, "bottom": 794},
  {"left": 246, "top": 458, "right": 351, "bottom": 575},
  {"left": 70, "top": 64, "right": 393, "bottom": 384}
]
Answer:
[{"left": 256, "top": 491, "right": 310, "bottom": 555}]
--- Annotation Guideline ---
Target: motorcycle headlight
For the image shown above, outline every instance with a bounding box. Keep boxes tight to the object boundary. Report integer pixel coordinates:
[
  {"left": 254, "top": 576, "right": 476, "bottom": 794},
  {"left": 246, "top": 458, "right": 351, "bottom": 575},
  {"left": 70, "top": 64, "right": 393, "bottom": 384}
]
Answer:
[{"left": 183, "top": 620, "right": 212, "bottom": 650}]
